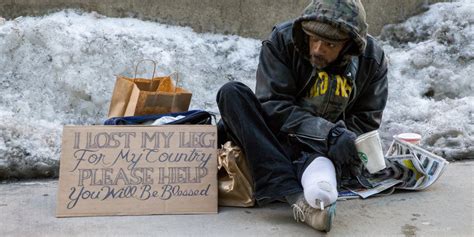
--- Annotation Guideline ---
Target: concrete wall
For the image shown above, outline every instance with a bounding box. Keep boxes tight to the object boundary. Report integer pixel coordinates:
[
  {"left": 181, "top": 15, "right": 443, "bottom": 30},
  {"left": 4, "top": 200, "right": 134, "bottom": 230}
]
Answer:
[{"left": 0, "top": 0, "right": 446, "bottom": 39}]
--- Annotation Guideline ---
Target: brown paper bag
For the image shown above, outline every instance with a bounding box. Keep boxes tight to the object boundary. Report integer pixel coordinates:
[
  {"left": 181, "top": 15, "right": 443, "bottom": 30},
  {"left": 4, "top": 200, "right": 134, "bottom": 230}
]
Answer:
[
  {"left": 108, "top": 60, "right": 192, "bottom": 118},
  {"left": 218, "top": 141, "right": 255, "bottom": 207}
]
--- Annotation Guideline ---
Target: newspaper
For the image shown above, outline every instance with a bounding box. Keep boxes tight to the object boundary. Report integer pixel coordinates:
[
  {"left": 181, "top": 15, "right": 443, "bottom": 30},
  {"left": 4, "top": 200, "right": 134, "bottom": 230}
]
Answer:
[
  {"left": 386, "top": 155, "right": 428, "bottom": 190},
  {"left": 347, "top": 178, "right": 402, "bottom": 199},
  {"left": 338, "top": 138, "right": 449, "bottom": 199},
  {"left": 386, "top": 138, "right": 449, "bottom": 190},
  {"left": 337, "top": 190, "right": 360, "bottom": 200}
]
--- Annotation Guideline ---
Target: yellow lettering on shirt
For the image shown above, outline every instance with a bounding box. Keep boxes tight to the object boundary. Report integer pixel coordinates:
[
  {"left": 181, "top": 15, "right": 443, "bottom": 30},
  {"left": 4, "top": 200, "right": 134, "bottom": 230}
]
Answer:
[
  {"left": 310, "top": 78, "right": 319, "bottom": 96},
  {"left": 335, "top": 75, "right": 342, "bottom": 96},
  {"left": 307, "top": 71, "right": 352, "bottom": 98},
  {"left": 336, "top": 75, "right": 351, "bottom": 98},
  {"left": 319, "top": 71, "right": 329, "bottom": 95}
]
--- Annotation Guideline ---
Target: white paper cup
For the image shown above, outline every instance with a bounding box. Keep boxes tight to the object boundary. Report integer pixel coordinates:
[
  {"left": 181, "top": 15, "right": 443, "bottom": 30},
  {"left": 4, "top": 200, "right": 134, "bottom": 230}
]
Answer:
[
  {"left": 394, "top": 133, "right": 422, "bottom": 145},
  {"left": 355, "top": 130, "right": 386, "bottom": 174}
]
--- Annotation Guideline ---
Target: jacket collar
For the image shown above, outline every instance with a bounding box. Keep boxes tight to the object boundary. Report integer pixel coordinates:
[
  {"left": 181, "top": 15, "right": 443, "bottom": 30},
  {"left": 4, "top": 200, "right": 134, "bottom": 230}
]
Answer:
[{"left": 344, "top": 56, "right": 358, "bottom": 81}]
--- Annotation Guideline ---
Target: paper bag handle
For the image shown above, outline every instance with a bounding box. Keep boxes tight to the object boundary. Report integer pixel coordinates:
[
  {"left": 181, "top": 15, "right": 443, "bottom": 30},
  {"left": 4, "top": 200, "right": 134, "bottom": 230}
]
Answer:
[
  {"left": 169, "top": 72, "right": 182, "bottom": 112},
  {"left": 170, "top": 71, "right": 180, "bottom": 93},
  {"left": 134, "top": 59, "right": 157, "bottom": 90}
]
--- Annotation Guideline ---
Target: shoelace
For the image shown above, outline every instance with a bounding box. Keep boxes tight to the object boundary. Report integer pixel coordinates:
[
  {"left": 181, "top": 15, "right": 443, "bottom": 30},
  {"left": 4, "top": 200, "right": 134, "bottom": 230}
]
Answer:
[{"left": 292, "top": 204, "right": 306, "bottom": 222}]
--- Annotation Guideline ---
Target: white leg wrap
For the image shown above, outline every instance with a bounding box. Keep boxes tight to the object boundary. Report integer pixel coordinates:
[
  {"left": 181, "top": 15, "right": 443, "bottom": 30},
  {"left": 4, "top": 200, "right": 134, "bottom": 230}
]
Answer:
[{"left": 301, "top": 156, "right": 338, "bottom": 209}]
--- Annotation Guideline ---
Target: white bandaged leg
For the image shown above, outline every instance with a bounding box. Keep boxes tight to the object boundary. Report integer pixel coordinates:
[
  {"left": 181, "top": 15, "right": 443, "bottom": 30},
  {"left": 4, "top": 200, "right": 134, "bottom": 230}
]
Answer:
[{"left": 301, "top": 156, "right": 338, "bottom": 209}]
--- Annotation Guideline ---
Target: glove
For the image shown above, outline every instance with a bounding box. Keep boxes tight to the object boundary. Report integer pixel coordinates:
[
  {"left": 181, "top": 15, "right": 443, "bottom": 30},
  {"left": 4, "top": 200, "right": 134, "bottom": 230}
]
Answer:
[{"left": 327, "top": 122, "right": 362, "bottom": 177}]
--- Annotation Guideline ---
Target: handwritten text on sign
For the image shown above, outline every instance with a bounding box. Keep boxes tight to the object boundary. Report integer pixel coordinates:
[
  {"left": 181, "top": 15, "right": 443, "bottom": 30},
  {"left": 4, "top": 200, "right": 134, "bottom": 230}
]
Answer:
[{"left": 57, "top": 125, "right": 218, "bottom": 217}]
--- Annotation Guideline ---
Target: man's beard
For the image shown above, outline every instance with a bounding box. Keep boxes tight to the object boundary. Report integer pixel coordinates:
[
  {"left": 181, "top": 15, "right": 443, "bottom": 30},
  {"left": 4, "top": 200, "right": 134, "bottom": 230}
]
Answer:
[{"left": 310, "top": 54, "right": 329, "bottom": 69}]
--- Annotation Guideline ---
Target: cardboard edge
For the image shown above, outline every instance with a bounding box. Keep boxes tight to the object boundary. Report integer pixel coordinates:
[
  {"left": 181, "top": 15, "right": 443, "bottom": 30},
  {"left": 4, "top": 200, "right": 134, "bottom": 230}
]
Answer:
[{"left": 56, "top": 210, "right": 218, "bottom": 218}]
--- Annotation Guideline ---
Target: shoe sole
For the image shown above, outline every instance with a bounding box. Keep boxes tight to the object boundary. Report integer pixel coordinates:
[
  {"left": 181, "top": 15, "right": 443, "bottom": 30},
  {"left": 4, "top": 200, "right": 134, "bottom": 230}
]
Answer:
[{"left": 325, "top": 203, "right": 337, "bottom": 232}]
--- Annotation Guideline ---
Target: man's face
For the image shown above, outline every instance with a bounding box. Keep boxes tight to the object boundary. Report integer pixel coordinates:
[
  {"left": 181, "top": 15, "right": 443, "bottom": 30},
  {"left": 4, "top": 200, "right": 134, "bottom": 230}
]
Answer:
[{"left": 308, "top": 34, "right": 347, "bottom": 69}]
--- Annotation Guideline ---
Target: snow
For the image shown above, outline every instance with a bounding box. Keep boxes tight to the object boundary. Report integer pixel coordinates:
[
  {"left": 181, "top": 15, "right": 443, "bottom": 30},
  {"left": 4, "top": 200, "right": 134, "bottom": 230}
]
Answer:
[
  {"left": 0, "top": 1, "right": 472, "bottom": 178},
  {"left": 379, "top": 0, "right": 474, "bottom": 160}
]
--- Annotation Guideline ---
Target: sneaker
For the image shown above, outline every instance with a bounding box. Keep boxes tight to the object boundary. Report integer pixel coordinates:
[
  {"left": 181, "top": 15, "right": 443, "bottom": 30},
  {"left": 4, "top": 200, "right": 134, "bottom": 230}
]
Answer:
[{"left": 292, "top": 195, "right": 336, "bottom": 232}]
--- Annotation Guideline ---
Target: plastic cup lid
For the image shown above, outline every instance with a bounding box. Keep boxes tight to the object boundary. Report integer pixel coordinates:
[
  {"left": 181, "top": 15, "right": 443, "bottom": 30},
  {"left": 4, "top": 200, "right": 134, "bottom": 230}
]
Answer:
[{"left": 395, "top": 133, "right": 422, "bottom": 142}]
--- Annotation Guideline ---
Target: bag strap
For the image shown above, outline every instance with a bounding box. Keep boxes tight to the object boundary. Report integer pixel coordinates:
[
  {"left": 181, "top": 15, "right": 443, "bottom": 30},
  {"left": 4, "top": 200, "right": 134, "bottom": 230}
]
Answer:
[
  {"left": 170, "top": 72, "right": 179, "bottom": 111},
  {"left": 134, "top": 59, "right": 157, "bottom": 91}
]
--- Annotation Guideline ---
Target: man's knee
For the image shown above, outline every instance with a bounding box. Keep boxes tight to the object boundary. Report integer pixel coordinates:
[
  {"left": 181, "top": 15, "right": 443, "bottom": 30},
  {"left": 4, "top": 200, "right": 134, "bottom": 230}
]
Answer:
[{"left": 216, "top": 81, "right": 253, "bottom": 104}]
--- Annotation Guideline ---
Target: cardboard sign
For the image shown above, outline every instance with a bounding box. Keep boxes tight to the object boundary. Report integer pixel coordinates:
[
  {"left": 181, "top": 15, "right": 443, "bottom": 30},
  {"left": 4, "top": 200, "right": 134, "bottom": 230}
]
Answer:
[{"left": 56, "top": 125, "right": 217, "bottom": 217}]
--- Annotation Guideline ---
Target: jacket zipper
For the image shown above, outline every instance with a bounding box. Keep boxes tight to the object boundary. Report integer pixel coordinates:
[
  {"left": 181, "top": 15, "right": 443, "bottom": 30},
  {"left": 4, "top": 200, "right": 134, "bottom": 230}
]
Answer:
[
  {"left": 342, "top": 62, "right": 358, "bottom": 120},
  {"left": 296, "top": 67, "right": 317, "bottom": 98},
  {"left": 288, "top": 133, "right": 327, "bottom": 155},
  {"left": 321, "top": 75, "right": 336, "bottom": 116},
  {"left": 345, "top": 57, "right": 359, "bottom": 107},
  {"left": 288, "top": 133, "right": 325, "bottom": 141}
]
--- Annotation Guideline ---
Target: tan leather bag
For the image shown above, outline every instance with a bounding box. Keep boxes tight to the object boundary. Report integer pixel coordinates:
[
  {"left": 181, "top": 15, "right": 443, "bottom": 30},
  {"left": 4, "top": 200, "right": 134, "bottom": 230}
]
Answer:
[{"left": 218, "top": 141, "right": 255, "bottom": 207}]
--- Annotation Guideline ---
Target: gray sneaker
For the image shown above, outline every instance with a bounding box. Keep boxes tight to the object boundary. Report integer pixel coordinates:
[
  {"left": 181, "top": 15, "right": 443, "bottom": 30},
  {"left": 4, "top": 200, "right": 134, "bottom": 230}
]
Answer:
[{"left": 291, "top": 196, "right": 336, "bottom": 232}]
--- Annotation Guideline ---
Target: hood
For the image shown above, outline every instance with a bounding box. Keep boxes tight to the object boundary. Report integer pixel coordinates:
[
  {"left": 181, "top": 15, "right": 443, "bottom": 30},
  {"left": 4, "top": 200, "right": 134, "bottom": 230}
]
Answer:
[{"left": 293, "top": 0, "right": 368, "bottom": 61}]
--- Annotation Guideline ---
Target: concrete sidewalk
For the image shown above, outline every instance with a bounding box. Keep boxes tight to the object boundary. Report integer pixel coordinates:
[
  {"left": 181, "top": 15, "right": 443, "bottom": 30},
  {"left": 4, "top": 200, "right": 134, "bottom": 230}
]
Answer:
[{"left": 0, "top": 162, "right": 472, "bottom": 237}]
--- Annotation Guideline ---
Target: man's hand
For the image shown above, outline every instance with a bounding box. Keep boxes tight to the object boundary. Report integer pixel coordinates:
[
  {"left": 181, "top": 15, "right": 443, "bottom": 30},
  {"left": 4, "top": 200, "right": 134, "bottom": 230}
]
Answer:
[{"left": 327, "top": 122, "right": 362, "bottom": 176}]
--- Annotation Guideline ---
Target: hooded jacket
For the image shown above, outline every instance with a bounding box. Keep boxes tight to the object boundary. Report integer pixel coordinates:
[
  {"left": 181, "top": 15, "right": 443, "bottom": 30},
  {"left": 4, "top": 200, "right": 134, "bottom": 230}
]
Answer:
[{"left": 255, "top": 0, "right": 388, "bottom": 157}]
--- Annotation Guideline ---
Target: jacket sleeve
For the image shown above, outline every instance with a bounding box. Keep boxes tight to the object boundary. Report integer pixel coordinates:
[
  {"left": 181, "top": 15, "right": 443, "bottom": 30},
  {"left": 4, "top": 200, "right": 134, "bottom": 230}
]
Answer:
[
  {"left": 344, "top": 53, "right": 388, "bottom": 136},
  {"left": 255, "top": 36, "right": 335, "bottom": 147}
]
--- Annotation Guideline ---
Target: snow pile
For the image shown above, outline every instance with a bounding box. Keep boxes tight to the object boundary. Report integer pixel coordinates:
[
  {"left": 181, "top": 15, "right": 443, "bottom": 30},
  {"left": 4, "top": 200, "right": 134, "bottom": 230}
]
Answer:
[
  {"left": 379, "top": 0, "right": 474, "bottom": 160},
  {"left": 0, "top": 0, "right": 472, "bottom": 179},
  {"left": 0, "top": 10, "right": 259, "bottom": 179}
]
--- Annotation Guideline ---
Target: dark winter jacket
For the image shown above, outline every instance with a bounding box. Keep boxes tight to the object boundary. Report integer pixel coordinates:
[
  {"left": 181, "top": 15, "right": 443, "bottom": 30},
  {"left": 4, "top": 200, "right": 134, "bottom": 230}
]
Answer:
[{"left": 255, "top": 0, "right": 388, "bottom": 157}]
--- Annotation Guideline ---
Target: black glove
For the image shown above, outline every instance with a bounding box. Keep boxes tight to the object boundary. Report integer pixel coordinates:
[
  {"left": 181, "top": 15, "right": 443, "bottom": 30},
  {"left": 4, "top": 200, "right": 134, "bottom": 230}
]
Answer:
[{"left": 327, "top": 122, "right": 362, "bottom": 177}]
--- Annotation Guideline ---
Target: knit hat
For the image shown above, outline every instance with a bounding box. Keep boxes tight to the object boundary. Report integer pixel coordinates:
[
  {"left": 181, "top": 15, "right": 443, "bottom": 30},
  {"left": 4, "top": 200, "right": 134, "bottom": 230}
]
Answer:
[{"left": 301, "top": 21, "right": 349, "bottom": 43}]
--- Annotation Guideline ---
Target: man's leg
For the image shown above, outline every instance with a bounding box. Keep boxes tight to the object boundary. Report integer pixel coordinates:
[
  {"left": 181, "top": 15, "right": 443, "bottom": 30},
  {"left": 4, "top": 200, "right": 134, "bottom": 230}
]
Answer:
[{"left": 216, "top": 81, "right": 302, "bottom": 204}]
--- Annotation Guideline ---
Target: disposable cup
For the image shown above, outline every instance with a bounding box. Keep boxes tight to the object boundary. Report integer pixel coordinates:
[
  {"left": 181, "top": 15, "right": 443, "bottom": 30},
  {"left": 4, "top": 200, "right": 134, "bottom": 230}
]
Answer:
[
  {"left": 354, "top": 130, "right": 386, "bottom": 174},
  {"left": 394, "top": 133, "right": 422, "bottom": 145}
]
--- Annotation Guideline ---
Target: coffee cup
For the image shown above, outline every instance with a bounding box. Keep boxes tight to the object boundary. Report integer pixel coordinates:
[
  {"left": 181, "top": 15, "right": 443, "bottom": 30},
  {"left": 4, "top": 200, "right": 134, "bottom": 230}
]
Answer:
[{"left": 355, "top": 130, "right": 386, "bottom": 174}]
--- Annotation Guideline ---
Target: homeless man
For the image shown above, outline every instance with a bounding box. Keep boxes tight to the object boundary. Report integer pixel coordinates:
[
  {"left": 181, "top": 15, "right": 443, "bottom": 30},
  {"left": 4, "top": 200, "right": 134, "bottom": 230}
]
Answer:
[{"left": 216, "top": 0, "right": 388, "bottom": 232}]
